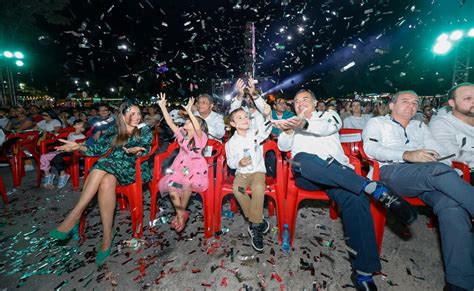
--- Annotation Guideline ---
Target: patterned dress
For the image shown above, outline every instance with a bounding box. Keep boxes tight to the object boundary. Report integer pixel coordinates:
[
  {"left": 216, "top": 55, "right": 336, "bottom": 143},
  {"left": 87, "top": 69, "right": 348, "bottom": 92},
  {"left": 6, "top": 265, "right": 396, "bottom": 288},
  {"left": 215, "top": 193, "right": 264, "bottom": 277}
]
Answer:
[
  {"left": 159, "top": 128, "right": 209, "bottom": 196},
  {"left": 85, "top": 125, "right": 153, "bottom": 185}
]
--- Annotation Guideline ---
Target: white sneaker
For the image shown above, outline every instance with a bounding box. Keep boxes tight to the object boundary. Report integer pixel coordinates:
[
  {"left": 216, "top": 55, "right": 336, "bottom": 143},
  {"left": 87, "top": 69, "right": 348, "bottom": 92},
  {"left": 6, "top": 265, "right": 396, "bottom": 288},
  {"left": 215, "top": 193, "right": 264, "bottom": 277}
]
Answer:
[{"left": 57, "top": 174, "right": 70, "bottom": 189}]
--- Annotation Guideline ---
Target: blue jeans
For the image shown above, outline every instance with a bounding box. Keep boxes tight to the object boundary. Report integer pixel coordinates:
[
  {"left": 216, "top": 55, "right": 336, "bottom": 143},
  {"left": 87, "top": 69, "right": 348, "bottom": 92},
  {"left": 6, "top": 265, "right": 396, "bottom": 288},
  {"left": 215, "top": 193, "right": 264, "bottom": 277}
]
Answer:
[
  {"left": 293, "top": 153, "right": 381, "bottom": 273},
  {"left": 380, "top": 162, "right": 474, "bottom": 289}
]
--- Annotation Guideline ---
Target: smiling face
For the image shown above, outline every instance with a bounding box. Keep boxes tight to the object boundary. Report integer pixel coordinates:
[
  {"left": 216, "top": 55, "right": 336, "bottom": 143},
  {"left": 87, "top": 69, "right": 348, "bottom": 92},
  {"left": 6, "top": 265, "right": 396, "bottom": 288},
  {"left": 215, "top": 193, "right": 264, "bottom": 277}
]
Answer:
[
  {"left": 294, "top": 91, "right": 316, "bottom": 116},
  {"left": 124, "top": 106, "right": 142, "bottom": 127},
  {"left": 196, "top": 95, "right": 213, "bottom": 116},
  {"left": 351, "top": 101, "right": 362, "bottom": 116},
  {"left": 389, "top": 92, "right": 419, "bottom": 121},
  {"left": 230, "top": 109, "right": 250, "bottom": 130}
]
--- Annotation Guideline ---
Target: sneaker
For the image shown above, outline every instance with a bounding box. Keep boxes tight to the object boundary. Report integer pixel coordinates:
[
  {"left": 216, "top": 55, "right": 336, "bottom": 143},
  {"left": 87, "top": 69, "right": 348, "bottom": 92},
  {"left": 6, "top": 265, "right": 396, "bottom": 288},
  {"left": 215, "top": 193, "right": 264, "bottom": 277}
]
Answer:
[
  {"left": 43, "top": 174, "right": 55, "bottom": 188},
  {"left": 24, "top": 164, "right": 35, "bottom": 172},
  {"left": 366, "top": 182, "right": 417, "bottom": 225},
  {"left": 260, "top": 218, "right": 270, "bottom": 235},
  {"left": 351, "top": 272, "right": 378, "bottom": 291},
  {"left": 248, "top": 223, "right": 264, "bottom": 252},
  {"left": 57, "top": 174, "right": 70, "bottom": 189}
]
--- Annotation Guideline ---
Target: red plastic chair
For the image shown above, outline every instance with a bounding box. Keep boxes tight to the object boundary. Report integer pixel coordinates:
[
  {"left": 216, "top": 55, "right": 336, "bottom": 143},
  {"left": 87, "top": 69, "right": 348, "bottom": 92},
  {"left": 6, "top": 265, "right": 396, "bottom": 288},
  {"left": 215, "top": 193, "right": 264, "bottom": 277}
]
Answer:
[
  {"left": 0, "top": 131, "right": 41, "bottom": 188},
  {"left": 149, "top": 139, "right": 223, "bottom": 238},
  {"left": 80, "top": 135, "right": 158, "bottom": 238},
  {"left": 214, "top": 140, "right": 286, "bottom": 242},
  {"left": 452, "top": 161, "right": 471, "bottom": 184},
  {"left": 283, "top": 153, "right": 387, "bottom": 252},
  {"left": 0, "top": 176, "right": 7, "bottom": 204}
]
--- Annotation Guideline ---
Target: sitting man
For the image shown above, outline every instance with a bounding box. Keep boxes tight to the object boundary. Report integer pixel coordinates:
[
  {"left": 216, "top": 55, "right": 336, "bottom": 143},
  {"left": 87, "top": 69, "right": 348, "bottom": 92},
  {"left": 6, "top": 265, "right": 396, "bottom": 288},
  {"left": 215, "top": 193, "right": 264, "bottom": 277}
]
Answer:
[
  {"left": 193, "top": 94, "right": 225, "bottom": 140},
  {"left": 276, "top": 89, "right": 416, "bottom": 291},
  {"left": 430, "top": 83, "right": 473, "bottom": 185},
  {"left": 363, "top": 90, "right": 474, "bottom": 291}
]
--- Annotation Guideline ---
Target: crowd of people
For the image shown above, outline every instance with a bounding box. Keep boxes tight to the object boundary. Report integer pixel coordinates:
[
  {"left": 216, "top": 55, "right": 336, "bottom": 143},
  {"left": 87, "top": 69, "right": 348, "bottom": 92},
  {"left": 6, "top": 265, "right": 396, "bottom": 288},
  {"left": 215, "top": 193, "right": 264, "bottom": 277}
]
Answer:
[{"left": 0, "top": 80, "right": 472, "bottom": 291}]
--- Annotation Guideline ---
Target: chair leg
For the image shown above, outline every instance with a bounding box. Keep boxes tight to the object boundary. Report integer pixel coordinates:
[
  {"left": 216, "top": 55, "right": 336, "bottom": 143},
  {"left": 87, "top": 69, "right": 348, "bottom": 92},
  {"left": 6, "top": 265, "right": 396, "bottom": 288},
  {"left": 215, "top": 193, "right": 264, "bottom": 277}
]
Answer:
[
  {"left": 329, "top": 200, "right": 338, "bottom": 220},
  {"left": 0, "top": 176, "right": 8, "bottom": 204},
  {"left": 285, "top": 187, "right": 299, "bottom": 246},
  {"left": 202, "top": 190, "right": 214, "bottom": 238},
  {"left": 267, "top": 199, "right": 275, "bottom": 217},
  {"left": 118, "top": 194, "right": 127, "bottom": 210},
  {"left": 230, "top": 197, "right": 238, "bottom": 213},
  {"left": 369, "top": 199, "right": 387, "bottom": 254},
  {"left": 214, "top": 191, "right": 223, "bottom": 234},
  {"left": 150, "top": 187, "right": 158, "bottom": 222}
]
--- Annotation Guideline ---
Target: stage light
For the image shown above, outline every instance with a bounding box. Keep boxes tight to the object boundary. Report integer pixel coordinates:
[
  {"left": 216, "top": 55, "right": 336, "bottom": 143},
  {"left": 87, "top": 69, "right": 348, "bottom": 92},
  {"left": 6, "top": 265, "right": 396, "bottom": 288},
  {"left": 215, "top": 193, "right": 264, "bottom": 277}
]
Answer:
[
  {"left": 15, "top": 60, "right": 24, "bottom": 67},
  {"left": 450, "top": 30, "right": 463, "bottom": 41},
  {"left": 14, "top": 51, "right": 24, "bottom": 59},
  {"left": 433, "top": 41, "right": 452, "bottom": 55},
  {"left": 3, "top": 51, "right": 13, "bottom": 58},
  {"left": 436, "top": 33, "right": 449, "bottom": 42},
  {"left": 468, "top": 28, "right": 474, "bottom": 37}
]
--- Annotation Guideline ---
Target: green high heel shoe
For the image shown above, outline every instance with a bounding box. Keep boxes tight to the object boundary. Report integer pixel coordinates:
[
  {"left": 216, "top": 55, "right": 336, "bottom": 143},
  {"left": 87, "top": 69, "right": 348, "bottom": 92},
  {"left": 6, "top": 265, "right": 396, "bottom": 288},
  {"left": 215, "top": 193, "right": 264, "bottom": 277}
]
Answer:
[
  {"left": 95, "top": 231, "right": 117, "bottom": 266},
  {"left": 49, "top": 223, "right": 79, "bottom": 240}
]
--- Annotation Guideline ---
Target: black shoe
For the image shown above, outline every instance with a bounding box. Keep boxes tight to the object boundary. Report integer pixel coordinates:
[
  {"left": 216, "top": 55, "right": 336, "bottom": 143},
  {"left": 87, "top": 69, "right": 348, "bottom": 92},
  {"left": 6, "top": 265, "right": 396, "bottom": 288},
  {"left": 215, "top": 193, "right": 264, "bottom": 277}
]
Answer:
[
  {"left": 444, "top": 282, "right": 469, "bottom": 291},
  {"left": 351, "top": 273, "right": 378, "bottom": 291},
  {"left": 260, "top": 218, "right": 270, "bottom": 235},
  {"left": 374, "top": 184, "right": 417, "bottom": 225},
  {"left": 248, "top": 223, "right": 264, "bottom": 252}
]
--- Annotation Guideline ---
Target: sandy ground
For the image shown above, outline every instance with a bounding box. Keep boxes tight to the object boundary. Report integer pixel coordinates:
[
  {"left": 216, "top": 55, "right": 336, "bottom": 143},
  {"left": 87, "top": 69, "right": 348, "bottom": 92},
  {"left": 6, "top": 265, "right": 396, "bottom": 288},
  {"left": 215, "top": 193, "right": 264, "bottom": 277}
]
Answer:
[{"left": 0, "top": 167, "right": 446, "bottom": 290}]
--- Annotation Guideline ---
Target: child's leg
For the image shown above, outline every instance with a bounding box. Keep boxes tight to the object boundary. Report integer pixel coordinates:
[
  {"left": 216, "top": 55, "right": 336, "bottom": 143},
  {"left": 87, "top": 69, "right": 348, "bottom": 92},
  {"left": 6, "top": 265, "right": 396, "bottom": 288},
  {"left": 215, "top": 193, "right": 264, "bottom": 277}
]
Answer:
[
  {"left": 180, "top": 190, "right": 192, "bottom": 213},
  {"left": 232, "top": 173, "right": 252, "bottom": 220},
  {"left": 40, "top": 152, "right": 58, "bottom": 175},
  {"left": 247, "top": 173, "right": 265, "bottom": 224},
  {"left": 51, "top": 153, "right": 69, "bottom": 176}
]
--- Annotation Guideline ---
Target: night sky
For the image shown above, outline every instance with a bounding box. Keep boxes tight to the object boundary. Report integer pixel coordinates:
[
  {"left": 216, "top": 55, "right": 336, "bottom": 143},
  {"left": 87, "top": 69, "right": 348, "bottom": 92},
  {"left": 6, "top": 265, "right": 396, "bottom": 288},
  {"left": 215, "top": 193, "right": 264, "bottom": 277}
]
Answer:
[{"left": 11, "top": 0, "right": 474, "bottom": 99}]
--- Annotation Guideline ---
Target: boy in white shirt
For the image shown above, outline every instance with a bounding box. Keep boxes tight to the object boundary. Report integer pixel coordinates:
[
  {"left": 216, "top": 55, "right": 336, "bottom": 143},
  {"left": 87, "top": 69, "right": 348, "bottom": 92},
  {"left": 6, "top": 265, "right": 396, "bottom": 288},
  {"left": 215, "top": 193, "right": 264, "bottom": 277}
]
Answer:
[{"left": 225, "top": 105, "right": 272, "bottom": 252}]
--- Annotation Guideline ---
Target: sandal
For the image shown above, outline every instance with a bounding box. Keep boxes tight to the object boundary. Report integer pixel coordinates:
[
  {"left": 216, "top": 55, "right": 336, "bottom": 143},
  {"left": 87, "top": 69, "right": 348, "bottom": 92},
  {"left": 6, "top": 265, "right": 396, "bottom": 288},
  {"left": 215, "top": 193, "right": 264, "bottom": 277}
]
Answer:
[
  {"left": 175, "top": 211, "right": 190, "bottom": 233},
  {"left": 170, "top": 215, "right": 179, "bottom": 229}
]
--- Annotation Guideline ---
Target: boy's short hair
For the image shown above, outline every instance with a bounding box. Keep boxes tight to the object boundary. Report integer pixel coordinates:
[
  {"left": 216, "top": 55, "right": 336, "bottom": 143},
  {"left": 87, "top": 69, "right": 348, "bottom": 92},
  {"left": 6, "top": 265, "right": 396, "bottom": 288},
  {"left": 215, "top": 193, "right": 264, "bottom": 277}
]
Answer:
[
  {"left": 73, "top": 119, "right": 91, "bottom": 132},
  {"left": 228, "top": 107, "right": 246, "bottom": 123}
]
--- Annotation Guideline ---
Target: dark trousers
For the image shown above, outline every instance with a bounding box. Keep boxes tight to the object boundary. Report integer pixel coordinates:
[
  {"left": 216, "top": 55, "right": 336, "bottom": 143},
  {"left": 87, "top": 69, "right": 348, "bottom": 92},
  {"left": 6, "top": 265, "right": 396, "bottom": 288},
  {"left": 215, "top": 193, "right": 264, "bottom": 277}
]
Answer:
[
  {"left": 51, "top": 152, "right": 73, "bottom": 173},
  {"left": 380, "top": 162, "right": 474, "bottom": 289},
  {"left": 293, "top": 152, "right": 381, "bottom": 273}
]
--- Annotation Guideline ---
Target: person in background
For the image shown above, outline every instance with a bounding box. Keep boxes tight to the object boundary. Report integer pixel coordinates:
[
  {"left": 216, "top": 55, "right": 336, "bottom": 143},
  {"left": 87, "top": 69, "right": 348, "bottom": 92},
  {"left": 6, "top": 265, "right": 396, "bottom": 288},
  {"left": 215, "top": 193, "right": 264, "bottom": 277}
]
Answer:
[
  {"left": 68, "top": 108, "right": 80, "bottom": 125},
  {"left": 88, "top": 105, "right": 114, "bottom": 145},
  {"left": 339, "top": 101, "right": 352, "bottom": 120},
  {"left": 5, "top": 107, "right": 35, "bottom": 131},
  {"left": 271, "top": 97, "right": 294, "bottom": 137},
  {"left": 363, "top": 102, "right": 373, "bottom": 117},
  {"left": 87, "top": 107, "right": 98, "bottom": 121},
  {"left": 372, "top": 102, "right": 389, "bottom": 117},
  {"left": 28, "top": 105, "right": 43, "bottom": 123},
  {"left": 194, "top": 94, "right": 225, "bottom": 140},
  {"left": 316, "top": 101, "right": 326, "bottom": 112},
  {"left": 0, "top": 108, "right": 9, "bottom": 129},
  {"left": 58, "top": 110, "right": 71, "bottom": 128},
  {"left": 430, "top": 83, "right": 474, "bottom": 185},
  {"left": 40, "top": 120, "right": 88, "bottom": 189},
  {"left": 343, "top": 100, "right": 371, "bottom": 130},
  {"left": 35, "top": 110, "right": 62, "bottom": 133},
  {"left": 144, "top": 106, "right": 162, "bottom": 128}
]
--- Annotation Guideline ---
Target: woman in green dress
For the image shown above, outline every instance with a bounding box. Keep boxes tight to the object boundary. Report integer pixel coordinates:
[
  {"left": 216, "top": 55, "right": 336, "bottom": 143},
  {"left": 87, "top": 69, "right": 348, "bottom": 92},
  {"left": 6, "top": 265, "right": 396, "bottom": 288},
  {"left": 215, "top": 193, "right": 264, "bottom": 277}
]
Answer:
[{"left": 49, "top": 102, "right": 153, "bottom": 265}]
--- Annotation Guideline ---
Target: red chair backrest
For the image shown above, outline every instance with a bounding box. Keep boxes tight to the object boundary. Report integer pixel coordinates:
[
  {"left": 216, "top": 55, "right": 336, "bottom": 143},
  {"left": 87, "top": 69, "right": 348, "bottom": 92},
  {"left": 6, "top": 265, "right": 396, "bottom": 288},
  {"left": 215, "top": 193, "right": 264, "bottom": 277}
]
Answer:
[
  {"left": 339, "top": 128, "right": 363, "bottom": 157},
  {"left": 13, "top": 131, "right": 40, "bottom": 156}
]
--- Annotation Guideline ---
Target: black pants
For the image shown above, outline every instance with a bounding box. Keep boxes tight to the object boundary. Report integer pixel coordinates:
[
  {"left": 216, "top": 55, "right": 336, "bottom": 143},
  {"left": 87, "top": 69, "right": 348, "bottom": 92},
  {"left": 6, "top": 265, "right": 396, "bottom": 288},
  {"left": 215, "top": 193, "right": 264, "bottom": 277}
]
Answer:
[{"left": 51, "top": 152, "right": 73, "bottom": 173}]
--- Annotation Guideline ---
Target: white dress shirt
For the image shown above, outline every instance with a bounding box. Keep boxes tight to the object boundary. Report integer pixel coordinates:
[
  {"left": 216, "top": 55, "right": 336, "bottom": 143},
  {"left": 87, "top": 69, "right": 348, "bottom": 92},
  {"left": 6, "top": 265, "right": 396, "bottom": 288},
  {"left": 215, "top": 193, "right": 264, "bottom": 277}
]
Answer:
[
  {"left": 225, "top": 121, "right": 272, "bottom": 174},
  {"left": 37, "top": 119, "right": 62, "bottom": 132},
  {"left": 194, "top": 111, "right": 225, "bottom": 140},
  {"left": 363, "top": 115, "right": 447, "bottom": 167},
  {"left": 343, "top": 114, "right": 371, "bottom": 130},
  {"left": 278, "top": 110, "right": 350, "bottom": 166},
  {"left": 230, "top": 96, "right": 267, "bottom": 130},
  {"left": 429, "top": 112, "right": 474, "bottom": 169}
]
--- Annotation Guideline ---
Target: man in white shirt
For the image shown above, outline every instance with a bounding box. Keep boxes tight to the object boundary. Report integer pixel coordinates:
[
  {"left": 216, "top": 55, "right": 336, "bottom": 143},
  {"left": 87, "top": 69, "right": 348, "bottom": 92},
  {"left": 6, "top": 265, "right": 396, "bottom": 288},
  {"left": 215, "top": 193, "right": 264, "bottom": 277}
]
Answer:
[
  {"left": 193, "top": 94, "right": 225, "bottom": 140},
  {"left": 430, "top": 83, "right": 474, "bottom": 185},
  {"left": 276, "top": 89, "right": 416, "bottom": 291},
  {"left": 363, "top": 90, "right": 474, "bottom": 291},
  {"left": 343, "top": 100, "right": 371, "bottom": 130}
]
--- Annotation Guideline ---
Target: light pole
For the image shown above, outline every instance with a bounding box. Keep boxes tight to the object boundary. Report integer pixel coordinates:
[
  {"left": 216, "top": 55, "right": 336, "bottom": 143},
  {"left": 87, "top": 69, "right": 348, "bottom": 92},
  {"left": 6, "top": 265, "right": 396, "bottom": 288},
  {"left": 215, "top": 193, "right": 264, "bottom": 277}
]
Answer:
[
  {"left": 432, "top": 28, "right": 474, "bottom": 86},
  {"left": 1, "top": 50, "right": 25, "bottom": 106}
]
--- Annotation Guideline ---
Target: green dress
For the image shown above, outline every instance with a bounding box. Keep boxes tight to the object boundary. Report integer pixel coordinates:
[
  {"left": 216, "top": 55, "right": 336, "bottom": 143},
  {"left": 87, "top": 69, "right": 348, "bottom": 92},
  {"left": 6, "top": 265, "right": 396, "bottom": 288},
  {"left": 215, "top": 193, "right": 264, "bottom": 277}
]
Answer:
[{"left": 85, "top": 125, "right": 153, "bottom": 185}]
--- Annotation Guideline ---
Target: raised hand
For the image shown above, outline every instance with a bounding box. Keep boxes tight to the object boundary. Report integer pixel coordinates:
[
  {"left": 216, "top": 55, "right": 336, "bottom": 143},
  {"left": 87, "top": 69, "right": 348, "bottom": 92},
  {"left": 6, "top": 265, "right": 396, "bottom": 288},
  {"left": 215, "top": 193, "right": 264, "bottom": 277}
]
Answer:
[
  {"left": 157, "top": 93, "right": 167, "bottom": 108},
  {"left": 55, "top": 139, "right": 80, "bottom": 152},
  {"left": 248, "top": 76, "right": 257, "bottom": 97},
  {"left": 263, "top": 103, "right": 272, "bottom": 118},
  {"left": 182, "top": 97, "right": 195, "bottom": 113},
  {"left": 235, "top": 78, "right": 245, "bottom": 99}
]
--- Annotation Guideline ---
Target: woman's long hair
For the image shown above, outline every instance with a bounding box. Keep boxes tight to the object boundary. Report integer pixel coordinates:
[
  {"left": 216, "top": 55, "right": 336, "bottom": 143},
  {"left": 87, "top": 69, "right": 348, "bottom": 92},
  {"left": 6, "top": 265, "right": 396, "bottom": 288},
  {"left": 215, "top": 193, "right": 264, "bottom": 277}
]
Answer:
[
  {"left": 187, "top": 116, "right": 208, "bottom": 152},
  {"left": 112, "top": 102, "right": 141, "bottom": 147}
]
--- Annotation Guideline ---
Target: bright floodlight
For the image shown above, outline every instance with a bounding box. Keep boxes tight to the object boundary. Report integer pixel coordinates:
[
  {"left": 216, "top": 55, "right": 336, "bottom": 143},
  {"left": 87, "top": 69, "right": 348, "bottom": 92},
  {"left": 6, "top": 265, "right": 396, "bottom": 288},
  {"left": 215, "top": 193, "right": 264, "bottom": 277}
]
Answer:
[
  {"left": 110, "top": 87, "right": 115, "bottom": 92},
  {"left": 436, "top": 33, "right": 449, "bottom": 42},
  {"left": 468, "top": 28, "right": 474, "bottom": 37},
  {"left": 450, "top": 30, "right": 464, "bottom": 40},
  {"left": 14, "top": 52, "right": 24, "bottom": 59},
  {"left": 224, "top": 94, "right": 232, "bottom": 101},
  {"left": 3, "top": 51, "right": 13, "bottom": 58},
  {"left": 433, "top": 41, "right": 452, "bottom": 55},
  {"left": 15, "top": 60, "right": 24, "bottom": 67}
]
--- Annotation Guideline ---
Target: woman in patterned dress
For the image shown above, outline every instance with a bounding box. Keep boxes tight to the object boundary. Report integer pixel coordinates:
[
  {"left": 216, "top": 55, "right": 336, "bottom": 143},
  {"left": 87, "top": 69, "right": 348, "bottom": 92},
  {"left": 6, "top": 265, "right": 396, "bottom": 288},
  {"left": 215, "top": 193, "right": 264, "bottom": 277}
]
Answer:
[
  {"left": 157, "top": 93, "right": 209, "bottom": 233},
  {"left": 49, "top": 102, "right": 153, "bottom": 265}
]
